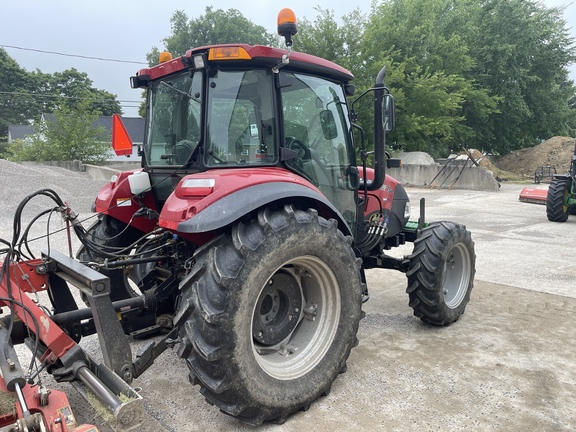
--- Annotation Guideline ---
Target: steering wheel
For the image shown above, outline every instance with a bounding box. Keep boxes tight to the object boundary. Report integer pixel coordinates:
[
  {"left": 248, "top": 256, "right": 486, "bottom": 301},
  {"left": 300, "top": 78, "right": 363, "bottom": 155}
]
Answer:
[
  {"left": 307, "top": 112, "right": 324, "bottom": 149},
  {"left": 285, "top": 136, "right": 334, "bottom": 186},
  {"left": 285, "top": 136, "right": 310, "bottom": 160},
  {"left": 173, "top": 139, "right": 196, "bottom": 164},
  {"left": 284, "top": 136, "right": 310, "bottom": 177}
]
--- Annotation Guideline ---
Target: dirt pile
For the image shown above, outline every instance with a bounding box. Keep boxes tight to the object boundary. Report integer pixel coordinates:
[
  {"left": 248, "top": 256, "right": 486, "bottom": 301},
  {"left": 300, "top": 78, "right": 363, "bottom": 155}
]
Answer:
[
  {"left": 494, "top": 136, "right": 575, "bottom": 178},
  {"left": 460, "top": 148, "right": 521, "bottom": 181}
]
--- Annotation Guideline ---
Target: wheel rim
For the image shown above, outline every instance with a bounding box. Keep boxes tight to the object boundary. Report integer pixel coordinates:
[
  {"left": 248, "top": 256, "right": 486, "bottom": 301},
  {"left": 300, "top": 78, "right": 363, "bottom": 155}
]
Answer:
[
  {"left": 442, "top": 242, "right": 472, "bottom": 309},
  {"left": 251, "top": 255, "right": 341, "bottom": 380}
]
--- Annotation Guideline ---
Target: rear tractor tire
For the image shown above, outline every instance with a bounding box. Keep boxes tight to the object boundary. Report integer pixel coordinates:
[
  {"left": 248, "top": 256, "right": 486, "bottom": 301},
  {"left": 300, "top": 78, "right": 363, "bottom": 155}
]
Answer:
[
  {"left": 407, "top": 221, "right": 475, "bottom": 326},
  {"left": 546, "top": 178, "right": 572, "bottom": 222},
  {"left": 174, "top": 205, "right": 363, "bottom": 425}
]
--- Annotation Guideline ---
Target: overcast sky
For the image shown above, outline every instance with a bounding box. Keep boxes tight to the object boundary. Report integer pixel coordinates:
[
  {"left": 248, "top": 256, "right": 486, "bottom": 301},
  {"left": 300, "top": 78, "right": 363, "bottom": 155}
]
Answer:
[{"left": 2, "top": 0, "right": 575, "bottom": 117}]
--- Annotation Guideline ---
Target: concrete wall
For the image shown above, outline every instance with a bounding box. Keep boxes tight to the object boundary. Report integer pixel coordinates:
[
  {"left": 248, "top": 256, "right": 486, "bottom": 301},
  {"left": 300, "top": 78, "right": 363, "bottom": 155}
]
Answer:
[
  {"left": 20, "top": 160, "right": 85, "bottom": 172},
  {"left": 21, "top": 160, "right": 500, "bottom": 191},
  {"left": 20, "top": 161, "right": 142, "bottom": 182},
  {"left": 84, "top": 164, "right": 126, "bottom": 181},
  {"left": 388, "top": 162, "right": 500, "bottom": 190}
]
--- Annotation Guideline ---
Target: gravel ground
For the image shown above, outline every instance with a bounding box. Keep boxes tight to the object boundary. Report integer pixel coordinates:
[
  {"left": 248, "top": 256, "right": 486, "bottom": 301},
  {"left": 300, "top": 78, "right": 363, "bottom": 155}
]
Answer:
[{"left": 0, "top": 160, "right": 107, "bottom": 254}]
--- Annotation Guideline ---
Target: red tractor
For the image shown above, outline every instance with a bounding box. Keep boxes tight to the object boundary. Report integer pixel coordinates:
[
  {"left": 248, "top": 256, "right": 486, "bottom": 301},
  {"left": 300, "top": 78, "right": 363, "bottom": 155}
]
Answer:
[{"left": 0, "top": 9, "right": 475, "bottom": 429}]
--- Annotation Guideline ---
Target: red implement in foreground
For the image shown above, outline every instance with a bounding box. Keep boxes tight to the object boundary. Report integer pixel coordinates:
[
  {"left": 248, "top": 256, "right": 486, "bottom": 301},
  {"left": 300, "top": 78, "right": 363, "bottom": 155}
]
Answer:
[
  {"left": 0, "top": 252, "right": 143, "bottom": 432},
  {"left": 0, "top": 379, "right": 97, "bottom": 432}
]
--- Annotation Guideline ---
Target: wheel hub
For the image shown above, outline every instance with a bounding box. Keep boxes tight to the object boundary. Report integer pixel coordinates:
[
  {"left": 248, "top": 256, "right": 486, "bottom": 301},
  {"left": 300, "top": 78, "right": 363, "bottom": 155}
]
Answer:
[{"left": 253, "top": 271, "right": 302, "bottom": 346}]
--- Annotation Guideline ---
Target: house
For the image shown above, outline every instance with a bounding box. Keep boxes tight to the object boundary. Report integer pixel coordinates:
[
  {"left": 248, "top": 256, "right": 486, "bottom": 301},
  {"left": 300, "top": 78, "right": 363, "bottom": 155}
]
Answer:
[
  {"left": 7, "top": 124, "right": 34, "bottom": 142},
  {"left": 7, "top": 115, "right": 145, "bottom": 161}
]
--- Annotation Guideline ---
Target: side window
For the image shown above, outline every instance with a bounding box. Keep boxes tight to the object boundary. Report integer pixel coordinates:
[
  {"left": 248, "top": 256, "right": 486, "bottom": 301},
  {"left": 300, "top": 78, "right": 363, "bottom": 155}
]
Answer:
[
  {"left": 281, "top": 73, "right": 352, "bottom": 169},
  {"left": 280, "top": 72, "right": 356, "bottom": 226}
]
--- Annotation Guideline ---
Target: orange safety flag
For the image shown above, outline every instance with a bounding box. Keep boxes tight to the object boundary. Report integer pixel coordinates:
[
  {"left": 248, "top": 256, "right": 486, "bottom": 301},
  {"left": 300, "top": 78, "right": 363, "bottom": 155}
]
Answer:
[{"left": 112, "top": 114, "right": 133, "bottom": 156}]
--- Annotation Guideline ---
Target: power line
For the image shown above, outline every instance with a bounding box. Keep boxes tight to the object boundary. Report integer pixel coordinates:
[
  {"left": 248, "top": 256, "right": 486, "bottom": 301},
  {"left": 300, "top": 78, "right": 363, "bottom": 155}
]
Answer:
[
  {"left": 0, "top": 90, "right": 141, "bottom": 104},
  {"left": 1, "top": 44, "right": 147, "bottom": 65},
  {"left": 0, "top": 91, "right": 143, "bottom": 112}
]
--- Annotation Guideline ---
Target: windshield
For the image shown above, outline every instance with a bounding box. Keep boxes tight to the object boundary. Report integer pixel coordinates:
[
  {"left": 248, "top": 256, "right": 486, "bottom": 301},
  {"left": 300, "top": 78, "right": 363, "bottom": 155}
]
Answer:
[
  {"left": 145, "top": 72, "right": 203, "bottom": 166},
  {"left": 205, "top": 69, "right": 277, "bottom": 166}
]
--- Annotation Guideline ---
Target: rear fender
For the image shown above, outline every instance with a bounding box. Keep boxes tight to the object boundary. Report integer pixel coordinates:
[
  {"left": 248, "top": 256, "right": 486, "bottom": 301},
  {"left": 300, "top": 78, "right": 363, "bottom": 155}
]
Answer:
[
  {"left": 94, "top": 170, "right": 158, "bottom": 233},
  {"left": 159, "top": 170, "right": 351, "bottom": 236},
  {"left": 552, "top": 173, "right": 571, "bottom": 181}
]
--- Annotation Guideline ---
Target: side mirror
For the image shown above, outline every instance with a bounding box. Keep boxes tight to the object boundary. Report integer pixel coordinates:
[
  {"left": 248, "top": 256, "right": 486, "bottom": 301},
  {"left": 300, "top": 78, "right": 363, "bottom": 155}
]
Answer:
[{"left": 382, "top": 94, "right": 395, "bottom": 132}]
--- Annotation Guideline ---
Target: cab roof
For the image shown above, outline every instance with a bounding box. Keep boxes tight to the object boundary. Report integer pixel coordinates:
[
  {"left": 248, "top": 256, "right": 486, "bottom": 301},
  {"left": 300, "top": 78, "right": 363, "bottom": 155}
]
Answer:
[{"left": 135, "top": 44, "right": 354, "bottom": 85}]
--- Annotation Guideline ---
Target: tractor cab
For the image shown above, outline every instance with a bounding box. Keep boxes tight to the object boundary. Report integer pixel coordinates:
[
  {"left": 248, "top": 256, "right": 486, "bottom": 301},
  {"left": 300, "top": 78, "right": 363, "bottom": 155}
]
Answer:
[{"left": 120, "top": 42, "right": 368, "bottom": 231}]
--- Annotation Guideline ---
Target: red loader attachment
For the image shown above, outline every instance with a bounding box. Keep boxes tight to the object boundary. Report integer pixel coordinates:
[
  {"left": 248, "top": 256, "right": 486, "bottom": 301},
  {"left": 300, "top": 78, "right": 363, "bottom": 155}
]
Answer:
[
  {"left": 0, "top": 251, "right": 145, "bottom": 431},
  {"left": 519, "top": 187, "right": 548, "bottom": 205}
]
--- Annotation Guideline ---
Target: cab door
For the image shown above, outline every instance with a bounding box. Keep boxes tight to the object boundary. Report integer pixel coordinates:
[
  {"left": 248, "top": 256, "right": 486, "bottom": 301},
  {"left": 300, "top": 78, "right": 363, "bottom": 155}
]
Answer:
[{"left": 280, "top": 72, "right": 357, "bottom": 229}]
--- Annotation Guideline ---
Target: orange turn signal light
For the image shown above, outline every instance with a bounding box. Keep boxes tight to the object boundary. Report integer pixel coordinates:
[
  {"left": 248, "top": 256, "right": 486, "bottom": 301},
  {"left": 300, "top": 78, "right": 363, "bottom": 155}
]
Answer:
[{"left": 208, "top": 46, "right": 252, "bottom": 61}]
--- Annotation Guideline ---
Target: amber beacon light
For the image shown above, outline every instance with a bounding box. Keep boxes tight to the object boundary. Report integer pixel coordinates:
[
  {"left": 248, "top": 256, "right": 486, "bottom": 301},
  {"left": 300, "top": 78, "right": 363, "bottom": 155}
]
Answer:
[
  {"left": 277, "top": 8, "right": 298, "bottom": 46},
  {"left": 159, "top": 51, "right": 173, "bottom": 63}
]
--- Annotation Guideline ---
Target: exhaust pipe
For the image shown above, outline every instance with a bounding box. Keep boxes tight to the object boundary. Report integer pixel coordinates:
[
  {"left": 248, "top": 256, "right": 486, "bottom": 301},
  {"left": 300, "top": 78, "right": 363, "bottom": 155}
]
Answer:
[{"left": 367, "top": 66, "right": 387, "bottom": 191}]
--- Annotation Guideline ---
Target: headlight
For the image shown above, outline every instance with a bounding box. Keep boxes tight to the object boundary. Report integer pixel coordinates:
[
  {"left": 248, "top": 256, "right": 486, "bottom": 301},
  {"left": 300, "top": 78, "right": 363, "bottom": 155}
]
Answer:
[{"left": 181, "top": 178, "right": 216, "bottom": 197}]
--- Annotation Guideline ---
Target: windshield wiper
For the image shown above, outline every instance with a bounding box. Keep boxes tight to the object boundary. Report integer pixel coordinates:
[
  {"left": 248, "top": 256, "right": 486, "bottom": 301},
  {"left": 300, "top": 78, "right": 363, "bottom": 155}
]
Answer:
[{"left": 159, "top": 81, "right": 201, "bottom": 103}]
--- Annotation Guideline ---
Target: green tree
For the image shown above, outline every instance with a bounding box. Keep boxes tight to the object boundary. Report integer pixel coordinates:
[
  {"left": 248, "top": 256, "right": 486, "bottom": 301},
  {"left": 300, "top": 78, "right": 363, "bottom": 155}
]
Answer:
[
  {"left": 146, "top": 7, "right": 275, "bottom": 65},
  {"left": 7, "top": 99, "right": 111, "bottom": 163},
  {"left": 361, "top": 0, "right": 499, "bottom": 157},
  {"left": 1, "top": 49, "right": 122, "bottom": 144},
  {"left": 142, "top": 1, "right": 576, "bottom": 157},
  {"left": 295, "top": 7, "right": 367, "bottom": 72},
  {"left": 459, "top": 0, "right": 576, "bottom": 153},
  {"left": 359, "top": 0, "right": 576, "bottom": 156},
  {"left": 41, "top": 68, "right": 122, "bottom": 116},
  {"left": 0, "top": 48, "right": 41, "bottom": 140}
]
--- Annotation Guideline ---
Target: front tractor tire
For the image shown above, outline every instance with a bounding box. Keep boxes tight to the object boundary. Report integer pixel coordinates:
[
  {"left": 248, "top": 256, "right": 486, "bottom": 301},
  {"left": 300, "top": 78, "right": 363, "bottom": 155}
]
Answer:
[
  {"left": 546, "top": 178, "right": 572, "bottom": 222},
  {"left": 174, "top": 205, "right": 363, "bottom": 425},
  {"left": 406, "top": 221, "right": 475, "bottom": 326}
]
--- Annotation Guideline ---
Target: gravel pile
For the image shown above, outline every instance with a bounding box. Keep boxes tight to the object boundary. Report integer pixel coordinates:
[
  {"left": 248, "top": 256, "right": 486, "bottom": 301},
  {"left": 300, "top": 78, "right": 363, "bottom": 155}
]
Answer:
[{"left": 397, "top": 151, "right": 436, "bottom": 165}]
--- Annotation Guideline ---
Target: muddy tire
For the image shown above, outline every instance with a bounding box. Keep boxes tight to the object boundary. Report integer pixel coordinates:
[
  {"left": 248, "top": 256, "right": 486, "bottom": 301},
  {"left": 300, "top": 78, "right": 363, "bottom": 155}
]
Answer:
[
  {"left": 174, "top": 205, "right": 363, "bottom": 425},
  {"left": 77, "top": 215, "right": 142, "bottom": 301},
  {"left": 406, "top": 221, "right": 475, "bottom": 326},
  {"left": 546, "top": 178, "right": 571, "bottom": 222}
]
